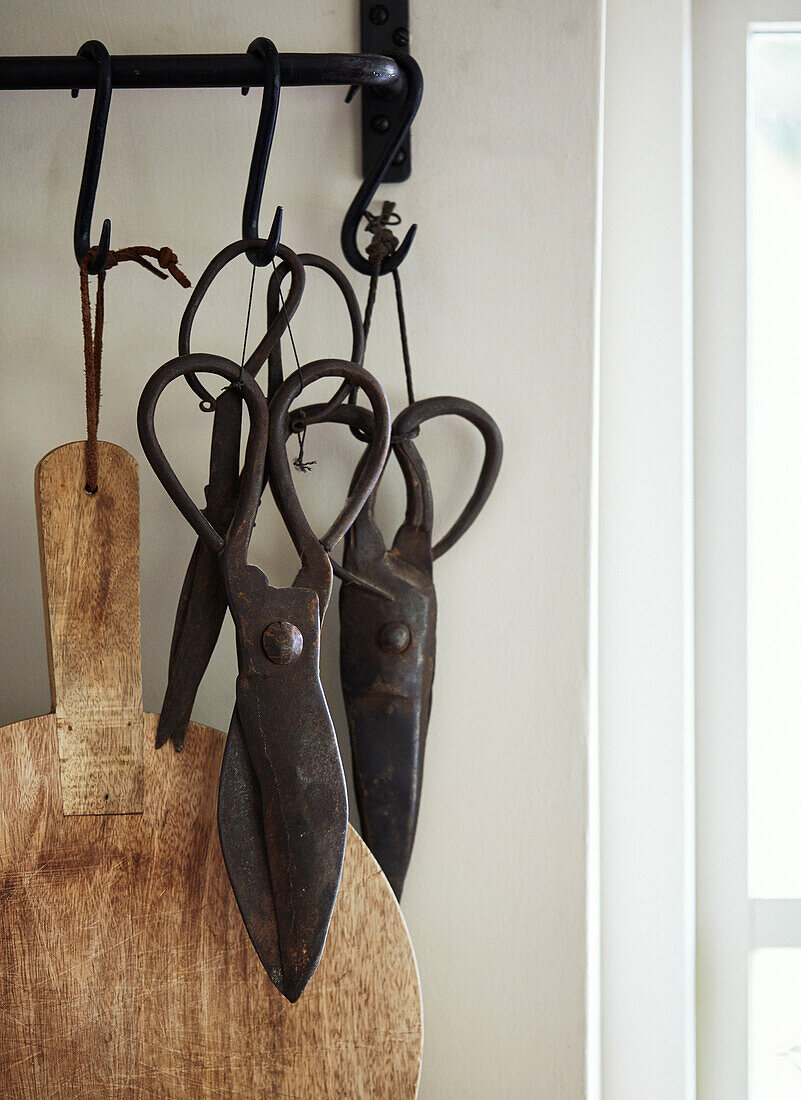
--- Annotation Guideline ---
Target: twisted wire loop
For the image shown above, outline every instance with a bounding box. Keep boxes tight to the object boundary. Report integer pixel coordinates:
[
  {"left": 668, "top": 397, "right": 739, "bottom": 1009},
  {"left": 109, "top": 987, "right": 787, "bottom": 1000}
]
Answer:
[
  {"left": 354, "top": 201, "right": 418, "bottom": 443},
  {"left": 362, "top": 200, "right": 400, "bottom": 340},
  {"left": 80, "top": 244, "right": 191, "bottom": 492},
  {"left": 291, "top": 408, "right": 316, "bottom": 473}
]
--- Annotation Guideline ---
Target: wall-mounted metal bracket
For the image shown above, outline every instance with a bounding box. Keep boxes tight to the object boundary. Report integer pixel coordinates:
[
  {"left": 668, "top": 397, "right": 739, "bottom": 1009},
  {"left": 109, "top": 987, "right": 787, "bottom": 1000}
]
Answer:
[{"left": 360, "top": 0, "right": 410, "bottom": 182}]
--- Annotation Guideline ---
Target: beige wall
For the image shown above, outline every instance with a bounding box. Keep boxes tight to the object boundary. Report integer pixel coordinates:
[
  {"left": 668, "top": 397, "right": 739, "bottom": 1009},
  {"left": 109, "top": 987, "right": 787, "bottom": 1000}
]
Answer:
[{"left": 0, "top": 2, "right": 601, "bottom": 1096}]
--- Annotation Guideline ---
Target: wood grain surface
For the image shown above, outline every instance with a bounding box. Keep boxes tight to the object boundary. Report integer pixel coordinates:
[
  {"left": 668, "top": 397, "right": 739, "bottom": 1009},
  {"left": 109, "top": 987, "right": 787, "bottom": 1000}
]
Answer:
[
  {"left": 35, "top": 442, "right": 144, "bottom": 816},
  {"left": 0, "top": 713, "right": 423, "bottom": 1098},
  {"left": 0, "top": 441, "right": 423, "bottom": 1097}
]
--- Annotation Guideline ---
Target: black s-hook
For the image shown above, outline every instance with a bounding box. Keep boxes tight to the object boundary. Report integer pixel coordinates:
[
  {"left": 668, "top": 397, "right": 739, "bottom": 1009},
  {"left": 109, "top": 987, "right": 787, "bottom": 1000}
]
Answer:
[
  {"left": 73, "top": 40, "right": 112, "bottom": 274},
  {"left": 341, "top": 52, "right": 423, "bottom": 277},
  {"left": 242, "top": 37, "right": 283, "bottom": 266}
]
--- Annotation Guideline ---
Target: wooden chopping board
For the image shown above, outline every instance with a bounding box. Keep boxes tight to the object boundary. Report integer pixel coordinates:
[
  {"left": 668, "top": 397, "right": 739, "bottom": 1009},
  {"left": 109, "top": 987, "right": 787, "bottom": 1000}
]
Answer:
[{"left": 0, "top": 441, "right": 423, "bottom": 1099}]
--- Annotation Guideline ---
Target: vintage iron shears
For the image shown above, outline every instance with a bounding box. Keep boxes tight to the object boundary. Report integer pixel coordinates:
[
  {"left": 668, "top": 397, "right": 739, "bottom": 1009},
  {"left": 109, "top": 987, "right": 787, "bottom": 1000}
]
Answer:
[
  {"left": 138, "top": 352, "right": 391, "bottom": 1001},
  {"left": 156, "top": 239, "right": 306, "bottom": 752},
  {"left": 157, "top": 242, "right": 367, "bottom": 751},
  {"left": 336, "top": 395, "right": 502, "bottom": 898}
]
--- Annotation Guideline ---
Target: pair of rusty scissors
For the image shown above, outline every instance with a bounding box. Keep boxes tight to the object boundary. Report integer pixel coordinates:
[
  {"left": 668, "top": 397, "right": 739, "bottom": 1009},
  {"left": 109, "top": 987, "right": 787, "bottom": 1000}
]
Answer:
[
  {"left": 156, "top": 239, "right": 306, "bottom": 752},
  {"left": 138, "top": 349, "right": 390, "bottom": 1001},
  {"left": 332, "top": 395, "right": 502, "bottom": 898},
  {"left": 157, "top": 242, "right": 365, "bottom": 752}
]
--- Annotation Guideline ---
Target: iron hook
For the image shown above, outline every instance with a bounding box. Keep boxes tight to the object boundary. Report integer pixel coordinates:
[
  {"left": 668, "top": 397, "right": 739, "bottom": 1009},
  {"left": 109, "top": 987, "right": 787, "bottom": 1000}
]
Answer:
[
  {"left": 73, "top": 40, "right": 112, "bottom": 275},
  {"left": 341, "top": 52, "right": 423, "bottom": 277},
  {"left": 242, "top": 38, "right": 283, "bottom": 267}
]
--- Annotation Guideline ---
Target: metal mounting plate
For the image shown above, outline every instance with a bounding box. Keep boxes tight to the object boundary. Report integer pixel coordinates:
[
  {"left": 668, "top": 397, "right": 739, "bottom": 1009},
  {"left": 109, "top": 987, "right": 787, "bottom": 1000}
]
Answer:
[{"left": 360, "top": 0, "right": 410, "bottom": 182}]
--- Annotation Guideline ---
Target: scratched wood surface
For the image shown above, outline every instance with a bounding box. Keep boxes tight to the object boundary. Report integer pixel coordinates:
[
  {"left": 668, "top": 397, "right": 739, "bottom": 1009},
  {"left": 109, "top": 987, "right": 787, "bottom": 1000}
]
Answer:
[
  {"left": 35, "top": 442, "right": 144, "bottom": 815},
  {"left": 0, "top": 715, "right": 422, "bottom": 1098},
  {"left": 0, "top": 442, "right": 423, "bottom": 1098}
]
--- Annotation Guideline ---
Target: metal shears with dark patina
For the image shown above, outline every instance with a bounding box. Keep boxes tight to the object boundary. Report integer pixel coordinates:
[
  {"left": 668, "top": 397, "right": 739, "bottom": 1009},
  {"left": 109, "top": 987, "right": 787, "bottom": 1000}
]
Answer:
[
  {"left": 336, "top": 395, "right": 502, "bottom": 898},
  {"left": 157, "top": 241, "right": 367, "bottom": 751},
  {"left": 156, "top": 239, "right": 306, "bottom": 752},
  {"left": 138, "top": 352, "right": 391, "bottom": 1001}
]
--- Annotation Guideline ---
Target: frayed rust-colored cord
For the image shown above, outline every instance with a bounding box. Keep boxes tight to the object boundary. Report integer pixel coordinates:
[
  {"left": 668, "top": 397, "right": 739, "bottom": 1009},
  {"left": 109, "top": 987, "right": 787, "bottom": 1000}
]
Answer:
[
  {"left": 80, "top": 245, "right": 191, "bottom": 492},
  {"left": 362, "top": 201, "right": 416, "bottom": 406}
]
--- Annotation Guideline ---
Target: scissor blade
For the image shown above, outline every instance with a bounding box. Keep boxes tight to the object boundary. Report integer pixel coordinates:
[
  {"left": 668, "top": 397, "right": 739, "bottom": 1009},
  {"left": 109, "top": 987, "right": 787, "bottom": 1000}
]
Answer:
[
  {"left": 344, "top": 694, "right": 429, "bottom": 899},
  {"left": 156, "top": 539, "right": 229, "bottom": 749},
  {"left": 156, "top": 387, "right": 243, "bottom": 750},
  {"left": 217, "top": 707, "right": 285, "bottom": 995},
  {"left": 231, "top": 662, "right": 348, "bottom": 1003},
  {"left": 340, "top": 529, "right": 436, "bottom": 899}
]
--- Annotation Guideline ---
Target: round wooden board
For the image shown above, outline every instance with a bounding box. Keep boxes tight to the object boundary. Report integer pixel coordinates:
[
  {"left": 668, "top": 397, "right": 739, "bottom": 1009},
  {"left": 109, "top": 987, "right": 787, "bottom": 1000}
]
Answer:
[{"left": 0, "top": 712, "right": 423, "bottom": 1099}]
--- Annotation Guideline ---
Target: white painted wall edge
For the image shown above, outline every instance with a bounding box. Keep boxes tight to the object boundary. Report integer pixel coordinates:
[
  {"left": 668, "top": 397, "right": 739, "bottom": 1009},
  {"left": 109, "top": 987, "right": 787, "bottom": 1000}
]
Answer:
[
  {"left": 586, "top": 2, "right": 606, "bottom": 1096},
  {"left": 599, "top": 1, "right": 696, "bottom": 1096},
  {"left": 693, "top": 4, "right": 749, "bottom": 1093}
]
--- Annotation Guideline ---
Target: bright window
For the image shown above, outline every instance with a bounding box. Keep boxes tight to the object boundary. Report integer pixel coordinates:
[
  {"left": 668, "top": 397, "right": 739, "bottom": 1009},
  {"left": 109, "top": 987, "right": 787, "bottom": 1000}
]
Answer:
[
  {"left": 748, "top": 30, "right": 801, "bottom": 902},
  {"left": 748, "top": 27, "right": 801, "bottom": 1099}
]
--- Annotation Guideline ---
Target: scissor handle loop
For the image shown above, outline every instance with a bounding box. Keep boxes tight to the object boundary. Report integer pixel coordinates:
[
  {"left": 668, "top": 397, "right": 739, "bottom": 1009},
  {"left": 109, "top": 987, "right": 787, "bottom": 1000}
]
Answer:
[
  {"left": 268, "top": 359, "right": 391, "bottom": 561},
  {"left": 138, "top": 353, "right": 269, "bottom": 555},
  {"left": 179, "top": 240, "right": 306, "bottom": 408},
  {"left": 266, "top": 253, "right": 365, "bottom": 417},
  {"left": 392, "top": 396, "right": 503, "bottom": 559},
  {"left": 328, "top": 396, "right": 502, "bottom": 560},
  {"left": 292, "top": 401, "right": 373, "bottom": 434}
]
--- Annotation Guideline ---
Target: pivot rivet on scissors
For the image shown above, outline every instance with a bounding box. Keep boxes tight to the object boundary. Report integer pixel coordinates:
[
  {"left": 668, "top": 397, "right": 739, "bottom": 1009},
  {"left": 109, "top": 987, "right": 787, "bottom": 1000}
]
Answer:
[
  {"left": 262, "top": 621, "right": 304, "bottom": 665},
  {"left": 378, "top": 621, "right": 412, "bottom": 654}
]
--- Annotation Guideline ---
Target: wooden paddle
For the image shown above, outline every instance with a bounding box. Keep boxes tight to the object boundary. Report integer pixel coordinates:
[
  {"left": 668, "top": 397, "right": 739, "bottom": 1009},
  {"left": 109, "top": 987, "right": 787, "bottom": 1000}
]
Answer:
[{"left": 0, "top": 441, "right": 422, "bottom": 1099}]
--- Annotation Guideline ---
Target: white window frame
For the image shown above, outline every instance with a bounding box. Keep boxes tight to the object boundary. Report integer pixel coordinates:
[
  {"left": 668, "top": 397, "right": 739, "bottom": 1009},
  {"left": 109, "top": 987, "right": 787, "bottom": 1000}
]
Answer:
[
  {"left": 598, "top": 0, "right": 801, "bottom": 1095},
  {"left": 598, "top": 1, "right": 695, "bottom": 1097},
  {"left": 695, "top": 4, "right": 801, "bottom": 1098},
  {"left": 600, "top": 2, "right": 801, "bottom": 1097},
  {"left": 694, "top": 3, "right": 749, "bottom": 1095}
]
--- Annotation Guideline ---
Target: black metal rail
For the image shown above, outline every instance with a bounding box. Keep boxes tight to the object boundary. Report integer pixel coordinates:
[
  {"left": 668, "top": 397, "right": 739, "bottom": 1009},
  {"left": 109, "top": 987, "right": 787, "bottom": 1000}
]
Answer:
[
  {"left": 0, "top": 47, "right": 419, "bottom": 274},
  {"left": 0, "top": 52, "right": 404, "bottom": 94}
]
